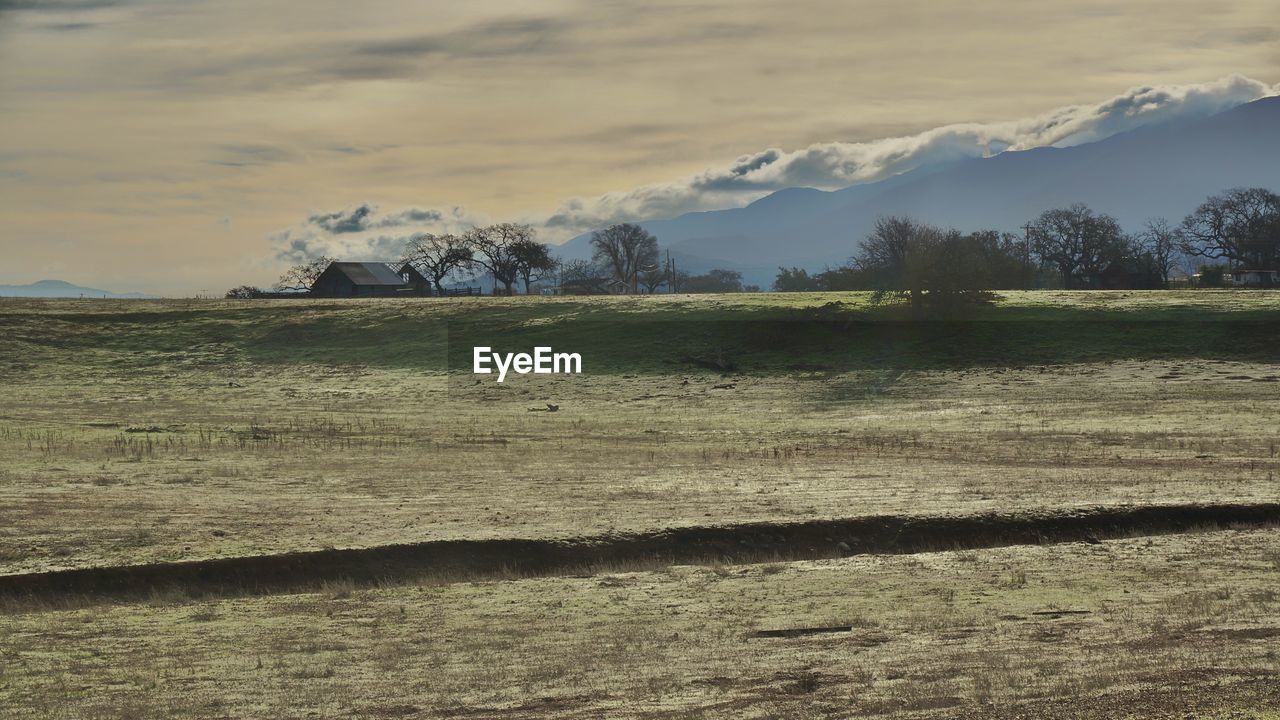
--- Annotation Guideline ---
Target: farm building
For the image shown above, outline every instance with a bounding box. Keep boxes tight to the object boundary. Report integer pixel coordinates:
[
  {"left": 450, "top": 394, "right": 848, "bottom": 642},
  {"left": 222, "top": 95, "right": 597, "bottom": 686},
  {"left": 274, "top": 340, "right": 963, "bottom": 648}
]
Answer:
[
  {"left": 1230, "top": 270, "right": 1278, "bottom": 287},
  {"left": 310, "top": 262, "right": 408, "bottom": 297},
  {"left": 1098, "top": 260, "right": 1161, "bottom": 290},
  {"left": 394, "top": 263, "right": 432, "bottom": 295}
]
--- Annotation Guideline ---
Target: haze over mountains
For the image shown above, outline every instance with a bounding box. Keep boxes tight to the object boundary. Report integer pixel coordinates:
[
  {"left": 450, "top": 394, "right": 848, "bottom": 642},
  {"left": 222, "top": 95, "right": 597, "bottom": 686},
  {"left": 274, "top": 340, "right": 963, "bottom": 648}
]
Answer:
[
  {"left": 559, "top": 96, "right": 1280, "bottom": 287},
  {"left": 0, "top": 280, "right": 155, "bottom": 299}
]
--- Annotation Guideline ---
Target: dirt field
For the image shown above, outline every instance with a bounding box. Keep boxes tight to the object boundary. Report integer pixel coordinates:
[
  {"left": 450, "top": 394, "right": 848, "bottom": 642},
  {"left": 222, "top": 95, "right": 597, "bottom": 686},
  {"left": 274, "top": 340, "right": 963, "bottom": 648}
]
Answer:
[{"left": 1, "top": 291, "right": 1279, "bottom": 717}]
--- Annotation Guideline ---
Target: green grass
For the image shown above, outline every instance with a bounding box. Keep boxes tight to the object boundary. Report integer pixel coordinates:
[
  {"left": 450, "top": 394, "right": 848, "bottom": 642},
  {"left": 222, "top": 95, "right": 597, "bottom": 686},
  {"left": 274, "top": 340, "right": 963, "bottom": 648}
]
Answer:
[{"left": 4, "top": 290, "right": 1280, "bottom": 377}]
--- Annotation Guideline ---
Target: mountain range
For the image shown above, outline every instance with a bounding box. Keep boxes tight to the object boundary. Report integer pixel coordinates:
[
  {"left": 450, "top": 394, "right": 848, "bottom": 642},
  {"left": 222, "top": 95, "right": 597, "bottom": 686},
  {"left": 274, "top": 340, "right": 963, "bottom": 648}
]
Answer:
[
  {"left": 0, "top": 279, "right": 155, "bottom": 299},
  {"left": 558, "top": 96, "right": 1280, "bottom": 287}
]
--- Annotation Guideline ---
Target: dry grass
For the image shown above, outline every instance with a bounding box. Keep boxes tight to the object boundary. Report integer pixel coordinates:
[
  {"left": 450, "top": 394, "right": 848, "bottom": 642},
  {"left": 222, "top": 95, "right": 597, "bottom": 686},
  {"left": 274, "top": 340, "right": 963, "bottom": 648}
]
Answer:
[
  {"left": 2, "top": 528, "right": 1279, "bottom": 718},
  {"left": 1, "top": 292, "right": 1279, "bottom": 717},
  {"left": 1, "top": 353, "right": 1277, "bottom": 574}
]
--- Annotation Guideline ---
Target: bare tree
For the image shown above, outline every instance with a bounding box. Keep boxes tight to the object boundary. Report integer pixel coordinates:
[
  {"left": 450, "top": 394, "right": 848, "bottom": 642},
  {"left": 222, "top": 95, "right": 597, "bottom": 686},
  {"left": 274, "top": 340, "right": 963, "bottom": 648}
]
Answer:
[
  {"left": 854, "top": 217, "right": 947, "bottom": 310},
  {"left": 1026, "top": 204, "right": 1125, "bottom": 288},
  {"left": 400, "top": 233, "right": 473, "bottom": 295},
  {"left": 590, "top": 223, "right": 659, "bottom": 293},
  {"left": 465, "top": 223, "right": 534, "bottom": 296},
  {"left": 638, "top": 266, "right": 667, "bottom": 293},
  {"left": 511, "top": 237, "right": 555, "bottom": 294},
  {"left": 1135, "top": 218, "right": 1182, "bottom": 287},
  {"left": 669, "top": 268, "right": 690, "bottom": 293},
  {"left": 224, "top": 285, "right": 261, "bottom": 299},
  {"left": 855, "top": 217, "right": 928, "bottom": 272},
  {"left": 559, "top": 259, "right": 610, "bottom": 295},
  {"left": 275, "top": 256, "right": 335, "bottom": 292},
  {"left": 1180, "top": 187, "right": 1280, "bottom": 271}
]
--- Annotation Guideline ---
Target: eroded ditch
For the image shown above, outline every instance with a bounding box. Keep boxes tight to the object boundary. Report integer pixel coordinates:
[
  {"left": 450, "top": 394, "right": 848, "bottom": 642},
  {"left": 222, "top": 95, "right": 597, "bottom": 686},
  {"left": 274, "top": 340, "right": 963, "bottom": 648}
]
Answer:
[{"left": 1, "top": 502, "right": 1277, "bottom": 606}]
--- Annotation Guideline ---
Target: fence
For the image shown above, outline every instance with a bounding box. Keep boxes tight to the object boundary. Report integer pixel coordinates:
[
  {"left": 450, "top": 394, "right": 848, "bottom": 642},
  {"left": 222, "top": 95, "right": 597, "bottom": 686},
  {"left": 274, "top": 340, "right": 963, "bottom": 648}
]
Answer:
[{"left": 441, "top": 287, "right": 481, "bottom": 297}]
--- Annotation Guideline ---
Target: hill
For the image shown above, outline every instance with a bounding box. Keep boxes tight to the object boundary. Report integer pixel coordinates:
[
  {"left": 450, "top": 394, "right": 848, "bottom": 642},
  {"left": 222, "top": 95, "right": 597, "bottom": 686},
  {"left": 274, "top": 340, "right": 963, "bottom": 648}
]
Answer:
[
  {"left": 557, "top": 96, "right": 1280, "bottom": 287},
  {"left": 0, "top": 279, "right": 155, "bottom": 299}
]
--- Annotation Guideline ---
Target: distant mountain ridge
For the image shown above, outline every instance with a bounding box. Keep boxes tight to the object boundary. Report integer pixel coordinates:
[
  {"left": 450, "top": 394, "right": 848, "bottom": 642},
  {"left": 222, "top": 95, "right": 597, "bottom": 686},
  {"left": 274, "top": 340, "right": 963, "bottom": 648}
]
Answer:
[
  {"left": 558, "top": 96, "right": 1280, "bottom": 287},
  {"left": 0, "top": 279, "right": 155, "bottom": 299}
]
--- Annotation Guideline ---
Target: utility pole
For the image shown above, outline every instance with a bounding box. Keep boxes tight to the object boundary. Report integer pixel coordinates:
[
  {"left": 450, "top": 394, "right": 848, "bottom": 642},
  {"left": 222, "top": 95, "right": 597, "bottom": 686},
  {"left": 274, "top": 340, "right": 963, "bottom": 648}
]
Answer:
[
  {"left": 665, "top": 250, "right": 672, "bottom": 293},
  {"left": 1022, "top": 223, "right": 1034, "bottom": 290}
]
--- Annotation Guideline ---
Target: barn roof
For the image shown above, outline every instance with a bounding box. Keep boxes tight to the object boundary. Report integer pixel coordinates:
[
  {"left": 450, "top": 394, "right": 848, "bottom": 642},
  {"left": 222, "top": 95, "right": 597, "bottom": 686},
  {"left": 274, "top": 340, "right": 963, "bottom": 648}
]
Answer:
[
  {"left": 395, "top": 262, "right": 428, "bottom": 282},
  {"left": 327, "top": 262, "right": 407, "bottom": 286}
]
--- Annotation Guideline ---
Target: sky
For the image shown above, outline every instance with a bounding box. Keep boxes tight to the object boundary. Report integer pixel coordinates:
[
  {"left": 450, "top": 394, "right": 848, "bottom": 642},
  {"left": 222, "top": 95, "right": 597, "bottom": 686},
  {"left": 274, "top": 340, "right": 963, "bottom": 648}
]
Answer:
[{"left": 0, "top": 0, "right": 1277, "bottom": 296}]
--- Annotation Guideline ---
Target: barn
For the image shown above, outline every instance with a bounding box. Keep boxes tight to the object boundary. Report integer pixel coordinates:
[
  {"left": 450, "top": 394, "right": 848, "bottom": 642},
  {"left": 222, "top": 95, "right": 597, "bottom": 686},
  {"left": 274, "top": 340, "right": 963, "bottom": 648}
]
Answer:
[
  {"left": 394, "top": 262, "right": 433, "bottom": 295},
  {"left": 1098, "top": 261, "right": 1161, "bottom": 290},
  {"left": 310, "top": 262, "right": 408, "bottom": 297}
]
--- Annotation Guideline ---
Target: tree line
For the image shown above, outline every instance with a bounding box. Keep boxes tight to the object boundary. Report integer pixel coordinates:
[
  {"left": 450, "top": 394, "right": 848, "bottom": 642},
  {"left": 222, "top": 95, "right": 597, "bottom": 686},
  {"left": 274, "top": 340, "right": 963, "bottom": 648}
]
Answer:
[
  {"left": 393, "top": 222, "right": 759, "bottom": 296},
  {"left": 773, "top": 187, "right": 1280, "bottom": 303},
  {"left": 256, "top": 223, "right": 557, "bottom": 297},
  {"left": 235, "top": 186, "right": 1276, "bottom": 299},
  {"left": 559, "top": 224, "right": 759, "bottom": 295},
  {"left": 242, "top": 221, "right": 759, "bottom": 298}
]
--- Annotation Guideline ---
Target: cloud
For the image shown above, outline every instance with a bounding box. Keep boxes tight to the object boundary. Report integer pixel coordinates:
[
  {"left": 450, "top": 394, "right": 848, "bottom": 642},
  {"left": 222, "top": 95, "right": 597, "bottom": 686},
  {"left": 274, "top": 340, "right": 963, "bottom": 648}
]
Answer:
[
  {"left": 303, "top": 203, "right": 457, "bottom": 234},
  {"left": 307, "top": 203, "right": 377, "bottom": 234},
  {"left": 543, "top": 75, "right": 1280, "bottom": 233},
  {"left": 40, "top": 20, "right": 98, "bottom": 30},
  {"left": 326, "top": 144, "right": 398, "bottom": 156},
  {"left": 273, "top": 230, "right": 413, "bottom": 265},
  {"left": 376, "top": 207, "right": 446, "bottom": 227},
  {"left": 271, "top": 74, "right": 1278, "bottom": 260},
  {"left": 275, "top": 204, "right": 485, "bottom": 262},
  {"left": 270, "top": 228, "right": 424, "bottom": 265},
  {"left": 122, "top": 8, "right": 761, "bottom": 97},
  {"left": 353, "top": 17, "right": 565, "bottom": 60},
  {"left": 0, "top": 0, "right": 121, "bottom": 10},
  {"left": 209, "top": 143, "right": 294, "bottom": 168},
  {"left": 136, "top": 15, "right": 571, "bottom": 95}
]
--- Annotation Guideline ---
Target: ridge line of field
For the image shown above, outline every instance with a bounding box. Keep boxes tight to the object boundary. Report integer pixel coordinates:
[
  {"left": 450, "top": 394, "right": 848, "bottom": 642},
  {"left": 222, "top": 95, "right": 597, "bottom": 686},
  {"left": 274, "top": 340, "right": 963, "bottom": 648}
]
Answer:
[{"left": 2, "top": 502, "right": 1278, "bottom": 608}]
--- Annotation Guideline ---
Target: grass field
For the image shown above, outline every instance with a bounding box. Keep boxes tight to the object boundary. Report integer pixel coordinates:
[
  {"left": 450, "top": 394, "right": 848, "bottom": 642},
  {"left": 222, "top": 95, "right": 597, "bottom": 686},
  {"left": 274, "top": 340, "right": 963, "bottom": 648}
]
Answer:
[
  {"left": 1, "top": 290, "right": 1279, "bottom": 718},
  {"left": 4, "top": 527, "right": 1280, "bottom": 719}
]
